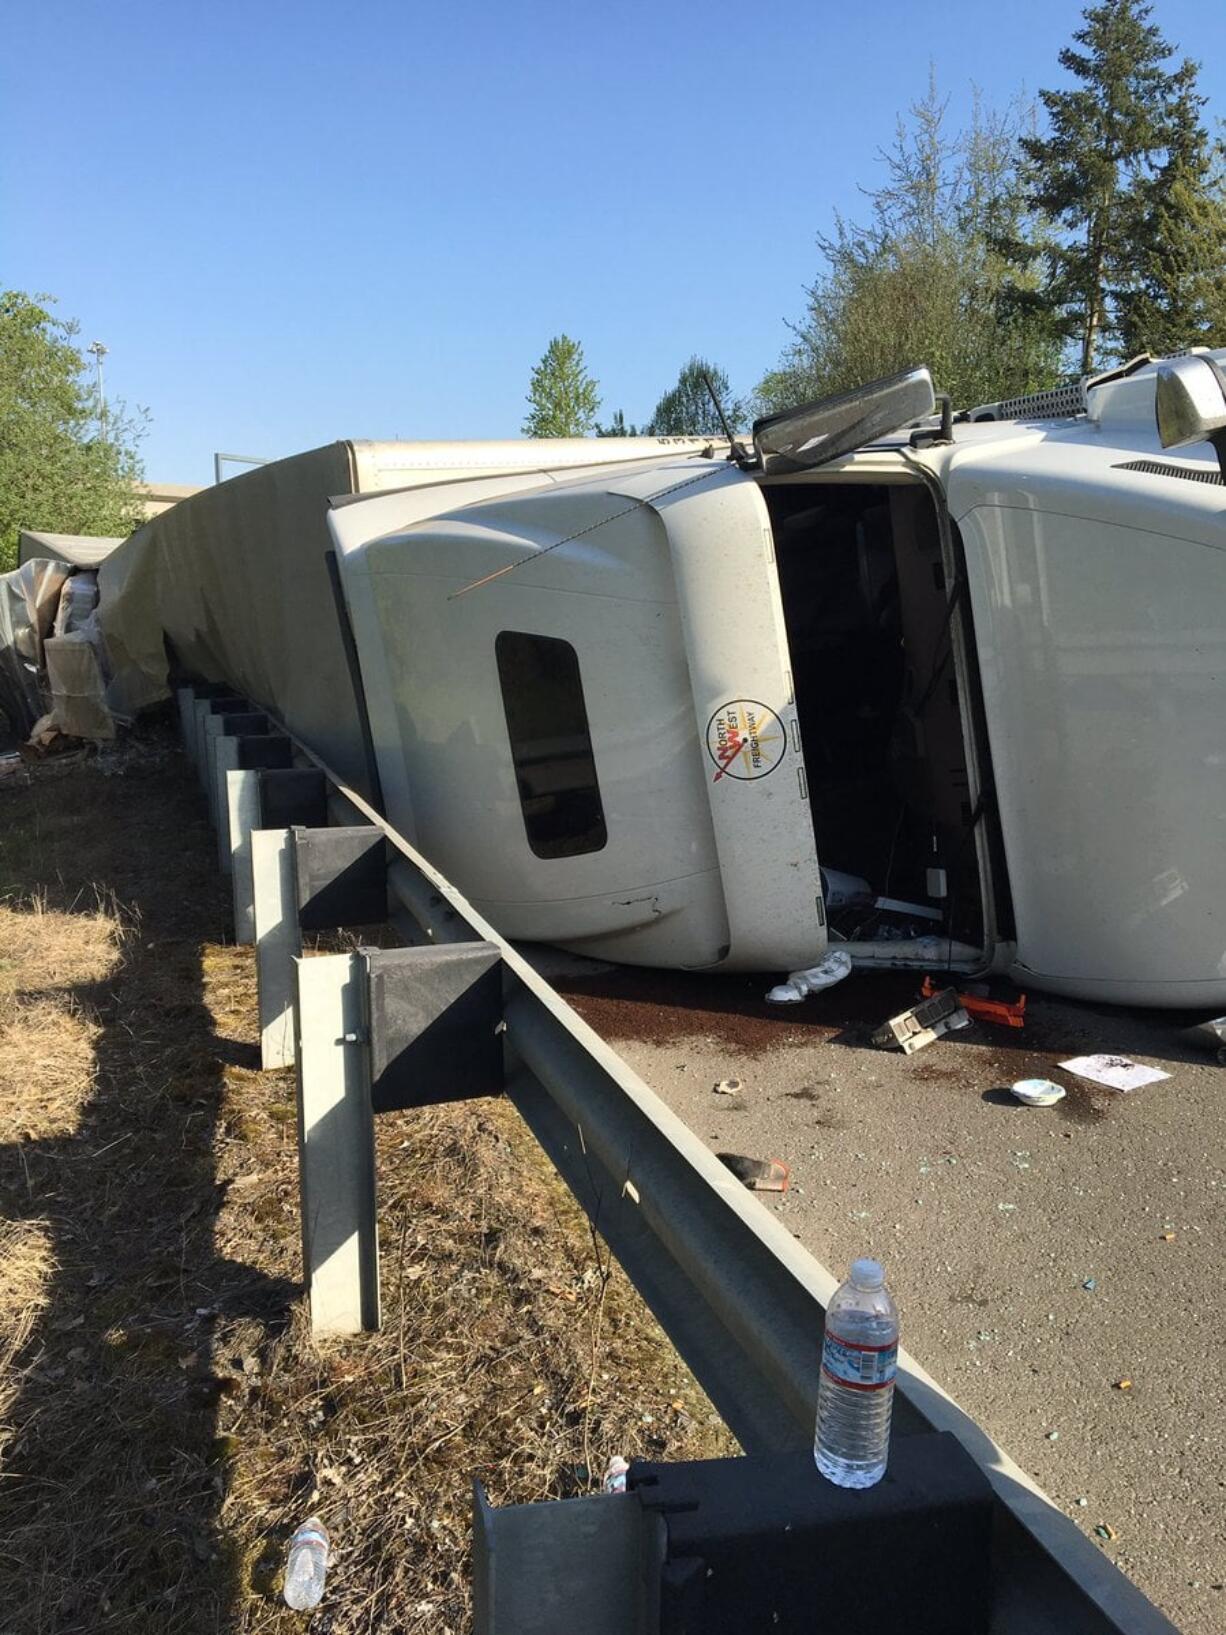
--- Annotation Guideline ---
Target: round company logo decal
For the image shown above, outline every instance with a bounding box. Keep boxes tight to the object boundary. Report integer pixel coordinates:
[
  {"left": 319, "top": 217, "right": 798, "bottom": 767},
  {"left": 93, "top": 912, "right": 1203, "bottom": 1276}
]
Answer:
[{"left": 705, "top": 699, "right": 786, "bottom": 783}]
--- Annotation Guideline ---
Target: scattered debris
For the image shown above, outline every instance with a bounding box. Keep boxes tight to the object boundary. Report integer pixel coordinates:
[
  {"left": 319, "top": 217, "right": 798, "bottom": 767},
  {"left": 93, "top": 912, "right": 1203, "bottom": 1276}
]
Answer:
[
  {"left": 1010, "top": 1077, "right": 1066, "bottom": 1108},
  {"left": 765, "top": 949, "right": 852, "bottom": 1005},
  {"left": 819, "top": 868, "right": 874, "bottom": 908},
  {"left": 1095, "top": 1523, "right": 1118, "bottom": 1542},
  {"left": 1161, "top": 1232, "right": 1176, "bottom": 1242},
  {"left": 1046, "top": 1430, "right": 1060, "bottom": 1441},
  {"left": 1115, "top": 1378, "right": 1132, "bottom": 1391},
  {"left": 1059, "top": 1055, "right": 1170, "bottom": 1093},
  {"left": 1077, "top": 1497, "right": 1089, "bottom": 1507},
  {"left": 872, "top": 987, "right": 970, "bottom": 1053},
  {"left": 283, "top": 1516, "right": 330, "bottom": 1611},
  {"left": 717, "top": 1153, "right": 790, "bottom": 1192},
  {"left": 1082, "top": 1278, "right": 1098, "bottom": 1292},
  {"left": 1176, "top": 1014, "right": 1226, "bottom": 1063},
  {"left": 602, "top": 1455, "right": 630, "bottom": 1495},
  {"left": 712, "top": 1078, "right": 742, "bottom": 1096},
  {"left": 921, "top": 974, "right": 1026, "bottom": 1028}
]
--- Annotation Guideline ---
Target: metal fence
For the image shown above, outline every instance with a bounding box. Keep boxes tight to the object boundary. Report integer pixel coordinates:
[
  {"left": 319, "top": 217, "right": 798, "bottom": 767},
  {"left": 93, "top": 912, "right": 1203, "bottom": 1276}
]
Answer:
[{"left": 178, "top": 682, "right": 1178, "bottom": 1635}]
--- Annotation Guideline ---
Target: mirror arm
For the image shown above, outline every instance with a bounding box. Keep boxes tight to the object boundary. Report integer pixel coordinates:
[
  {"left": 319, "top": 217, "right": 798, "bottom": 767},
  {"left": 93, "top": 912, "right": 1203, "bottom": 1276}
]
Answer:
[
  {"left": 909, "top": 393, "right": 955, "bottom": 449},
  {"left": 1205, "top": 359, "right": 1226, "bottom": 481}
]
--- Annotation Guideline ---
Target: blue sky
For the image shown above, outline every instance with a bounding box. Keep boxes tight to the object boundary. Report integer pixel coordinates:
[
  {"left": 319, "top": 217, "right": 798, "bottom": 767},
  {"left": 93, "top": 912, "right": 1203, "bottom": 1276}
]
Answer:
[{"left": 4, "top": 1, "right": 1223, "bottom": 484}]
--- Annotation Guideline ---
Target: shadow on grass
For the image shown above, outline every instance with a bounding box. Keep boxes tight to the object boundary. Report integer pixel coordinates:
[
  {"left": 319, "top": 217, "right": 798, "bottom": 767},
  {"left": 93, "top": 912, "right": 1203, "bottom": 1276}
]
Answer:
[{"left": 0, "top": 727, "right": 294, "bottom": 1633}]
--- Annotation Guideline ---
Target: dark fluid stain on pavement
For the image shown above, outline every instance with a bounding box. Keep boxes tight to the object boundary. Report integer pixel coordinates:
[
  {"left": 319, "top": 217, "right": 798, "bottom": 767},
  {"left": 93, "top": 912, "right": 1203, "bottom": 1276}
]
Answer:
[
  {"left": 907, "top": 1062, "right": 958, "bottom": 1083},
  {"left": 554, "top": 967, "right": 923, "bottom": 1055},
  {"left": 782, "top": 1086, "right": 845, "bottom": 1128},
  {"left": 1055, "top": 1080, "right": 1112, "bottom": 1125},
  {"left": 951, "top": 1289, "right": 992, "bottom": 1309}
]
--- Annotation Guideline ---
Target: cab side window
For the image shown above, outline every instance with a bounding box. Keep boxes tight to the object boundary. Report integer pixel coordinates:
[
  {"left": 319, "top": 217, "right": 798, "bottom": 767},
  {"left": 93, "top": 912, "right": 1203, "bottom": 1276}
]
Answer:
[{"left": 495, "top": 632, "right": 608, "bottom": 859}]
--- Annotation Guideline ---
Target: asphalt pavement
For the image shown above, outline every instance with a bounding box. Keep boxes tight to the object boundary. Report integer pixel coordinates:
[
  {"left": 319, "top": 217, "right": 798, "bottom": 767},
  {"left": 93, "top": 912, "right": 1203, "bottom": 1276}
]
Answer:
[{"left": 555, "top": 964, "right": 1225, "bottom": 1635}]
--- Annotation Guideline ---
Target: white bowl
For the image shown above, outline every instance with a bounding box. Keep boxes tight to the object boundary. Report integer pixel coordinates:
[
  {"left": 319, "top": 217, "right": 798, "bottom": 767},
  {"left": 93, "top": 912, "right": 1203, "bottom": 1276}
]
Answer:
[{"left": 1011, "top": 1077, "right": 1066, "bottom": 1107}]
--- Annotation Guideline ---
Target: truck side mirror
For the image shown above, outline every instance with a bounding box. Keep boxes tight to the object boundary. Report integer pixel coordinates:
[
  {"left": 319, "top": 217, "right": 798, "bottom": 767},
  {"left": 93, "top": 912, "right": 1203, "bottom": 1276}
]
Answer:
[
  {"left": 752, "top": 366, "right": 936, "bottom": 475},
  {"left": 1155, "top": 354, "right": 1226, "bottom": 480}
]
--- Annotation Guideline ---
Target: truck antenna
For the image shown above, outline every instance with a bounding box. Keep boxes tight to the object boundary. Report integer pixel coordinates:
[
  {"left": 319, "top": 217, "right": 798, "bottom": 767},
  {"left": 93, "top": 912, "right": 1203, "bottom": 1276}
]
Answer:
[{"left": 701, "top": 371, "right": 754, "bottom": 466}]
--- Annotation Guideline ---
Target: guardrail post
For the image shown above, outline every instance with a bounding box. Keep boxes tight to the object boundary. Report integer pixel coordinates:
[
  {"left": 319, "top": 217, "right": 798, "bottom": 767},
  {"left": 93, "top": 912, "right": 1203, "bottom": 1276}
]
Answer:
[
  {"left": 176, "top": 686, "right": 197, "bottom": 760},
  {"left": 252, "top": 829, "right": 300, "bottom": 1069},
  {"left": 292, "top": 941, "right": 502, "bottom": 1335},
  {"left": 205, "top": 709, "right": 270, "bottom": 831},
  {"left": 251, "top": 825, "right": 385, "bottom": 1069},
  {"left": 293, "top": 952, "right": 381, "bottom": 1334},
  {"left": 176, "top": 680, "right": 229, "bottom": 764},
  {"left": 192, "top": 695, "right": 247, "bottom": 786},
  {"left": 214, "top": 730, "right": 292, "bottom": 873},
  {"left": 227, "top": 768, "right": 329, "bottom": 944}
]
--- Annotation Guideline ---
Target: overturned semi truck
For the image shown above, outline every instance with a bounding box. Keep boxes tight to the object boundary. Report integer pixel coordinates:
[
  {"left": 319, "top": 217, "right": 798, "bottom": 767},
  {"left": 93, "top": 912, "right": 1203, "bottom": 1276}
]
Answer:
[{"left": 95, "top": 351, "right": 1226, "bottom": 1007}]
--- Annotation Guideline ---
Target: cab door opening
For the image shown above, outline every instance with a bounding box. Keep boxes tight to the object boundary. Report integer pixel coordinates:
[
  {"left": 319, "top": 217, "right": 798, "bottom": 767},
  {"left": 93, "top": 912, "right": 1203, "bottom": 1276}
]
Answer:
[{"left": 763, "top": 478, "right": 987, "bottom": 965}]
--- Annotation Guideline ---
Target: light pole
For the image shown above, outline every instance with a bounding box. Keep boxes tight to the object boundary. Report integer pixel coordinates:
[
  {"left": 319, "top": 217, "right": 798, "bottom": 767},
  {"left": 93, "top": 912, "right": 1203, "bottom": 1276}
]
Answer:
[{"left": 86, "top": 340, "right": 108, "bottom": 439}]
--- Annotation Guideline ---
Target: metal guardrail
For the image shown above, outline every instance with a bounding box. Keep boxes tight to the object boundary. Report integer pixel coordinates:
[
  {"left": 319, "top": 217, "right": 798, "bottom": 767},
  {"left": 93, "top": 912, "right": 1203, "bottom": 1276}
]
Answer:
[{"left": 177, "top": 683, "right": 1179, "bottom": 1635}]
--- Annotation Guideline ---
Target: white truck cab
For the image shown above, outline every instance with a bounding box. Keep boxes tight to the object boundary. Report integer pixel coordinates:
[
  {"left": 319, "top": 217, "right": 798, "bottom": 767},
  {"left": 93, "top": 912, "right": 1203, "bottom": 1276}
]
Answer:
[{"left": 329, "top": 354, "right": 1226, "bottom": 1006}]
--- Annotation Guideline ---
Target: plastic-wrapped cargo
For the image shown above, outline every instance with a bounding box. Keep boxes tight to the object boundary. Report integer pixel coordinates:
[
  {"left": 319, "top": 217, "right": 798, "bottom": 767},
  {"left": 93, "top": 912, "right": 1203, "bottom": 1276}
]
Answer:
[
  {"left": 44, "top": 632, "right": 114, "bottom": 740},
  {"left": 0, "top": 559, "right": 73, "bottom": 734}
]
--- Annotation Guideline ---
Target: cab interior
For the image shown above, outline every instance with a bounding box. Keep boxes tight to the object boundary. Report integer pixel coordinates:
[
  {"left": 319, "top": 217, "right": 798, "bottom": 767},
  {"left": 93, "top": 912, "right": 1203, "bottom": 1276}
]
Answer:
[{"left": 762, "top": 477, "right": 988, "bottom": 957}]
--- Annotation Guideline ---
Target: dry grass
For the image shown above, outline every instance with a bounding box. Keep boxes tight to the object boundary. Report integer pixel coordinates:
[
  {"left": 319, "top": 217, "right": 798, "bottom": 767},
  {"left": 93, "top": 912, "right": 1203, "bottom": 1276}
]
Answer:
[
  {"left": 0, "top": 892, "right": 121, "bottom": 1146},
  {"left": 0, "top": 895, "right": 122, "bottom": 994},
  {"left": 214, "top": 1095, "right": 731, "bottom": 1634},
  {"left": 0, "top": 1221, "right": 55, "bottom": 1463},
  {"left": 0, "top": 996, "right": 102, "bottom": 1144},
  {"left": 0, "top": 720, "right": 735, "bottom": 1633}
]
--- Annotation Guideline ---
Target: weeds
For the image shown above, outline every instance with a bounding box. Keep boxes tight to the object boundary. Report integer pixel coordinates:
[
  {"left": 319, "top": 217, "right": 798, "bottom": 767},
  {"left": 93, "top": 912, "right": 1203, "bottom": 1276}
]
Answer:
[{"left": 0, "top": 724, "right": 735, "bottom": 1632}]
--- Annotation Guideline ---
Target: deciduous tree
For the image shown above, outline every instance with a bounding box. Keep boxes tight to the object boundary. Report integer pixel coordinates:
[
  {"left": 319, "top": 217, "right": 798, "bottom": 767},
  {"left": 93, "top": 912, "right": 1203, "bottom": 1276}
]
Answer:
[
  {"left": 759, "top": 83, "right": 1060, "bottom": 416},
  {"left": 522, "top": 335, "right": 600, "bottom": 438},
  {"left": 0, "top": 291, "right": 146, "bottom": 570}
]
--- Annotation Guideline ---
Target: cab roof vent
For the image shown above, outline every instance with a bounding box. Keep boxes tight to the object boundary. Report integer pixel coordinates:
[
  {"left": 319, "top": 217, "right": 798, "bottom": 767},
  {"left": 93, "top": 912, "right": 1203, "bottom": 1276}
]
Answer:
[
  {"left": 1115, "top": 457, "right": 1223, "bottom": 487},
  {"left": 969, "top": 381, "right": 1087, "bottom": 422}
]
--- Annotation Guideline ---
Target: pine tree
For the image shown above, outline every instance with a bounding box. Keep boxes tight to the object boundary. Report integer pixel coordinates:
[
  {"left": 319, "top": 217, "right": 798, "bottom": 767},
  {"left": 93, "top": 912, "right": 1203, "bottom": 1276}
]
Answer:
[
  {"left": 1019, "top": 0, "right": 1204, "bottom": 372},
  {"left": 522, "top": 335, "right": 600, "bottom": 438},
  {"left": 1114, "top": 65, "right": 1226, "bottom": 357}
]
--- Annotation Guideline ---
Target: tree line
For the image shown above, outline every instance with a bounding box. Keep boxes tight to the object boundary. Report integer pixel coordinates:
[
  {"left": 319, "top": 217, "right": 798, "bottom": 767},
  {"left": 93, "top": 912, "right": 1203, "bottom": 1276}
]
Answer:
[{"left": 524, "top": 0, "right": 1225, "bottom": 436}]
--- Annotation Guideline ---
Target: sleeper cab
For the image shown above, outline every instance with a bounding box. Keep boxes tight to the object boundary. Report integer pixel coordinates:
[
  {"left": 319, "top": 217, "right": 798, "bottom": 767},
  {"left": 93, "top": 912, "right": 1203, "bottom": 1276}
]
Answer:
[{"left": 356, "top": 463, "right": 827, "bottom": 971}]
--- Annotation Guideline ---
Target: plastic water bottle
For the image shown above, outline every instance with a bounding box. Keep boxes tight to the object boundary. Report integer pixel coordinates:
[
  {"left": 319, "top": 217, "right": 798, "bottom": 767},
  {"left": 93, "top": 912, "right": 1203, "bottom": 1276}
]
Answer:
[
  {"left": 283, "top": 1516, "right": 329, "bottom": 1611},
  {"left": 814, "top": 1258, "right": 898, "bottom": 1489}
]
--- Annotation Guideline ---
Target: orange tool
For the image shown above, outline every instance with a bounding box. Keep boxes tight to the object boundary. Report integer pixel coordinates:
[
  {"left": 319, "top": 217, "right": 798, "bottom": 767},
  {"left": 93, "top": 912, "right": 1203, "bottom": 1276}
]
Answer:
[{"left": 921, "top": 975, "right": 1026, "bottom": 1028}]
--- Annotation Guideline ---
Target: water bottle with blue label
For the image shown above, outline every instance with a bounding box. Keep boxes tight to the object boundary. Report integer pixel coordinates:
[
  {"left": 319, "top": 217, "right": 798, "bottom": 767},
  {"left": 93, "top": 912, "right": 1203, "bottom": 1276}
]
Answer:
[
  {"left": 283, "top": 1516, "right": 330, "bottom": 1610},
  {"left": 814, "top": 1258, "right": 898, "bottom": 1488}
]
